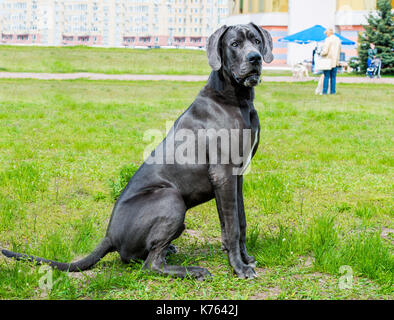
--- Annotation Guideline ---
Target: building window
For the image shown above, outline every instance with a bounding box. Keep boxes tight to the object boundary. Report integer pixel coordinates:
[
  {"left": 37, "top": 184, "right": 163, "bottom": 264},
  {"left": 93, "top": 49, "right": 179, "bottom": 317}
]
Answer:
[
  {"left": 17, "top": 34, "right": 28, "bottom": 40},
  {"left": 78, "top": 36, "right": 89, "bottom": 42},
  {"left": 259, "top": 0, "right": 264, "bottom": 12},
  {"left": 190, "top": 37, "right": 202, "bottom": 43},
  {"left": 174, "top": 37, "right": 186, "bottom": 43},
  {"left": 248, "top": 0, "right": 253, "bottom": 12},
  {"left": 139, "top": 37, "right": 151, "bottom": 43},
  {"left": 123, "top": 36, "right": 135, "bottom": 43}
]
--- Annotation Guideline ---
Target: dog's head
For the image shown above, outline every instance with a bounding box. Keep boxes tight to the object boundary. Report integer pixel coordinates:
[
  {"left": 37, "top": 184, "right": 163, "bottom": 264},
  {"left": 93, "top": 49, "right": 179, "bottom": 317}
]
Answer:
[{"left": 207, "top": 23, "right": 274, "bottom": 87}]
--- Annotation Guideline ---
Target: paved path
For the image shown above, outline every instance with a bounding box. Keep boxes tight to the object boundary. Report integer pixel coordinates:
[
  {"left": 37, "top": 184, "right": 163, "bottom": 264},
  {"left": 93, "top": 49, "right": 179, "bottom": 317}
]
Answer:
[{"left": 0, "top": 72, "right": 393, "bottom": 84}]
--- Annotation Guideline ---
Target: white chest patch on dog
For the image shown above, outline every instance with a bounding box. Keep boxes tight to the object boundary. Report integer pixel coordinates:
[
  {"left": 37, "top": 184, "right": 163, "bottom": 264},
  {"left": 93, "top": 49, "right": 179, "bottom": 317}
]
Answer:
[{"left": 239, "top": 128, "right": 259, "bottom": 175}]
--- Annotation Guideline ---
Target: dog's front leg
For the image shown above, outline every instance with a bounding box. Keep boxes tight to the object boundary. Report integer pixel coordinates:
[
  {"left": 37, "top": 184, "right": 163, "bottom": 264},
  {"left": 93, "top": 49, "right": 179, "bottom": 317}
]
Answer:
[
  {"left": 213, "top": 173, "right": 257, "bottom": 279},
  {"left": 237, "top": 176, "right": 256, "bottom": 267}
]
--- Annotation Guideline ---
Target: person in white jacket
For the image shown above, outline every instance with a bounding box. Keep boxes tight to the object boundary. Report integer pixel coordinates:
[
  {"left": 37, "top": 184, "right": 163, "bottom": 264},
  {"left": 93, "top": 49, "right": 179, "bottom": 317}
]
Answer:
[{"left": 320, "top": 28, "right": 341, "bottom": 95}]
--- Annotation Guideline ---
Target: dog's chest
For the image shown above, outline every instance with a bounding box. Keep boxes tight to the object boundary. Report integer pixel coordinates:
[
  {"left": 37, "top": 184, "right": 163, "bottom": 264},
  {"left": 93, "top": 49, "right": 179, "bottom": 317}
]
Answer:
[
  {"left": 237, "top": 105, "right": 259, "bottom": 174},
  {"left": 247, "top": 109, "right": 259, "bottom": 153},
  {"left": 239, "top": 102, "right": 259, "bottom": 138}
]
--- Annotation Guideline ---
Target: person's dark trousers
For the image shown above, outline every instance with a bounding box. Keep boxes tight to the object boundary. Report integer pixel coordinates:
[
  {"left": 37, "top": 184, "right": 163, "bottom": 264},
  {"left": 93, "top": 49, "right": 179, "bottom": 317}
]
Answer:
[
  {"left": 323, "top": 67, "right": 337, "bottom": 95},
  {"left": 367, "top": 58, "right": 373, "bottom": 77}
]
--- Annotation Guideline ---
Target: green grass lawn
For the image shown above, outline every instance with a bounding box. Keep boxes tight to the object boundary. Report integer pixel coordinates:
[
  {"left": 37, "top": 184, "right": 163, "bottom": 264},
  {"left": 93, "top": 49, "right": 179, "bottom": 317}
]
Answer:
[
  {"left": 0, "top": 46, "right": 211, "bottom": 75},
  {"left": 0, "top": 79, "right": 393, "bottom": 299}
]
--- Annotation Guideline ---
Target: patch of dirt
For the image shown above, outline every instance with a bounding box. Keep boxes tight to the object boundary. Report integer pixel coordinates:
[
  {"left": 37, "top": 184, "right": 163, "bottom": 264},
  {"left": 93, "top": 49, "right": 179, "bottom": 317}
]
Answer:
[
  {"left": 296, "top": 255, "right": 314, "bottom": 268},
  {"left": 1, "top": 72, "right": 393, "bottom": 84},
  {"left": 67, "top": 270, "right": 96, "bottom": 281},
  {"left": 183, "top": 229, "right": 222, "bottom": 245},
  {"left": 184, "top": 229, "right": 205, "bottom": 241},
  {"left": 380, "top": 228, "right": 393, "bottom": 241},
  {"left": 249, "top": 286, "right": 281, "bottom": 300},
  {"left": 255, "top": 267, "right": 272, "bottom": 276}
]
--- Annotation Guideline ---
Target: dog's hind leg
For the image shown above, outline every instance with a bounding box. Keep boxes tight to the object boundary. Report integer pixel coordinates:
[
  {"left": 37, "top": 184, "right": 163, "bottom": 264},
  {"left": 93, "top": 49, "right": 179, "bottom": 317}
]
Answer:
[
  {"left": 143, "top": 246, "right": 212, "bottom": 281},
  {"left": 141, "top": 189, "right": 211, "bottom": 281}
]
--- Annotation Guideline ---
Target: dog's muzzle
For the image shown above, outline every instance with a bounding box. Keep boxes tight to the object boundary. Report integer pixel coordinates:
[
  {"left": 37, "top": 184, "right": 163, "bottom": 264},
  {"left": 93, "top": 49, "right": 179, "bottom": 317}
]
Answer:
[
  {"left": 232, "top": 71, "right": 262, "bottom": 87},
  {"left": 242, "top": 74, "right": 261, "bottom": 87}
]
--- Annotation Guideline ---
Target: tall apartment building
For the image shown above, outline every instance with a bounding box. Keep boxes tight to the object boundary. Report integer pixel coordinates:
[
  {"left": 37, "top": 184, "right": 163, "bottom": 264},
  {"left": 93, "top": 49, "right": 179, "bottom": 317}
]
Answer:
[
  {"left": 0, "top": 0, "right": 230, "bottom": 47},
  {"left": 227, "top": 0, "right": 394, "bottom": 65}
]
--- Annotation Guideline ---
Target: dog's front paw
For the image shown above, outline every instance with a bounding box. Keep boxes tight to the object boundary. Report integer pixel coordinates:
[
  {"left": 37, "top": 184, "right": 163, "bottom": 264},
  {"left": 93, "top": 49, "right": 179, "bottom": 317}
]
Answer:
[
  {"left": 235, "top": 265, "right": 257, "bottom": 279},
  {"left": 242, "top": 253, "right": 256, "bottom": 267}
]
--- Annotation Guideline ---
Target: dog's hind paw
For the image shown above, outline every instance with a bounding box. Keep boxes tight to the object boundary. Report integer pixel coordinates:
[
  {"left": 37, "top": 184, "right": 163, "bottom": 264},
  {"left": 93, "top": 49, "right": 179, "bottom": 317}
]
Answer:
[
  {"left": 166, "top": 244, "right": 177, "bottom": 255},
  {"left": 186, "top": 266, "right": 212, "bottom": 281}
]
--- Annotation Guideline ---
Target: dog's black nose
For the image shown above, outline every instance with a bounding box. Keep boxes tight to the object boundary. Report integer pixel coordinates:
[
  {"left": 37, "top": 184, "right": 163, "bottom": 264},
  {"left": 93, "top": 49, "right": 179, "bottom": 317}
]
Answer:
[{"left": 247, "top": 52, "right": 262, "bottom": 65}]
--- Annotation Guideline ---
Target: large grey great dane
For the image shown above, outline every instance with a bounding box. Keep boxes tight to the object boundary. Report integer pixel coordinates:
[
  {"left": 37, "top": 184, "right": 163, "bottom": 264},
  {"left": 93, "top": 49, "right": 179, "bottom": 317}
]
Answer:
[{"left": 2, "top": 23, "right": 273, "bottom": 280}]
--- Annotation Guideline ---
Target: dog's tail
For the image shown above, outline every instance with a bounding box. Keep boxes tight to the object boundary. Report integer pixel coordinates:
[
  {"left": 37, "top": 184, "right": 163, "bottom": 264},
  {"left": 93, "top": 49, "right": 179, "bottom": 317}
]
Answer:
[{"left": 1, "top": 237, "right": 113, "bottom": 272}]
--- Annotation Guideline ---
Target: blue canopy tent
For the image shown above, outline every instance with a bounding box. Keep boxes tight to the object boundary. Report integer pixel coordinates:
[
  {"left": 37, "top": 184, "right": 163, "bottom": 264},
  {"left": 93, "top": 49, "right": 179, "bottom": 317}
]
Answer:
[
  {"left": 278, "top": 25, "right": 355, "bottom": 73},
  {"left": 278, "top": 25, "right": 356, "bottom": 45}
]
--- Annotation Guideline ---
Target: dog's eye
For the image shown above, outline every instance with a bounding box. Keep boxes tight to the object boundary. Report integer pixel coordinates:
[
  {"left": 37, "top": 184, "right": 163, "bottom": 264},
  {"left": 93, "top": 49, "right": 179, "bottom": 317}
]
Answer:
[
  {"left": 255, "top": 39, "right": 261, "bottom": 44},
  {"left": 231, "top": 42, "right": 239, "bottom": 47}
]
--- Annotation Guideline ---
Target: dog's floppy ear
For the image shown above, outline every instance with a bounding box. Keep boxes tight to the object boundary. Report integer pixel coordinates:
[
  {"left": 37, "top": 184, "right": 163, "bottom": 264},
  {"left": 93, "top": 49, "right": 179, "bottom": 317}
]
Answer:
[
  {"left": 206, "top": 25, "right": 228, "bottom": 71},
  {"left": 249, "top": 22, "right": 274, "bottom": 64}
]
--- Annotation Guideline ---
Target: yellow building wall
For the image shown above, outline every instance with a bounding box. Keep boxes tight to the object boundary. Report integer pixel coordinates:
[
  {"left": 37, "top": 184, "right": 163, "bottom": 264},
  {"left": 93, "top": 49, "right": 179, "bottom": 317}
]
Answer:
[
  {"left": 233, "top": 0, "right": 393, "bottom": 14},
  {"left": 233, "top": 0, "right": 288, "bottom": 14},
  {"left": 337, "top": 0, "right": 394, "bottom": 10}
]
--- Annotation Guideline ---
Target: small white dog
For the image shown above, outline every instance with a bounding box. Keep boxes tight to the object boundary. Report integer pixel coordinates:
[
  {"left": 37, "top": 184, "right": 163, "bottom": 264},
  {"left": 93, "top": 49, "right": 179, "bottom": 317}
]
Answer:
[
  {"left": 315, "top": 74, "right": 330, "bottom": 95},
  {"left": 292, "top": 63, "right": 309, "bottom": 79}
]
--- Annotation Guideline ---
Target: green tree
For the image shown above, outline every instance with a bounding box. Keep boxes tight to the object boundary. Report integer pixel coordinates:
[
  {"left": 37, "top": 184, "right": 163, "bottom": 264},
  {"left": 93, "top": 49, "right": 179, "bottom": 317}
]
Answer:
[{"left": 355, "top": 0, "right": 394, "bottom": 75}]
